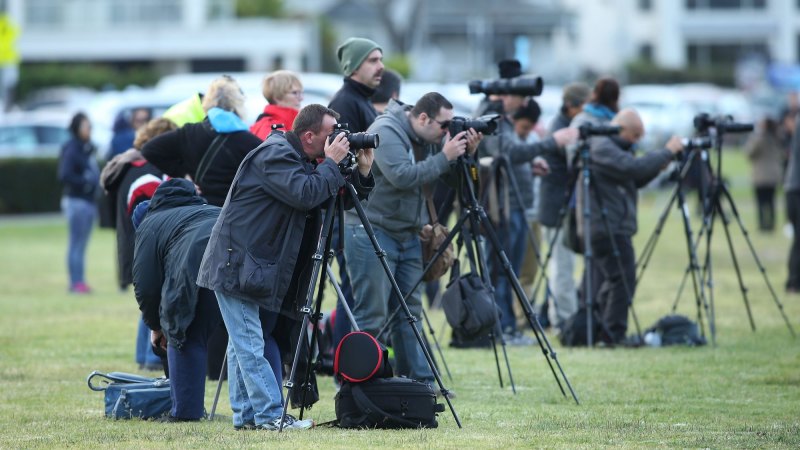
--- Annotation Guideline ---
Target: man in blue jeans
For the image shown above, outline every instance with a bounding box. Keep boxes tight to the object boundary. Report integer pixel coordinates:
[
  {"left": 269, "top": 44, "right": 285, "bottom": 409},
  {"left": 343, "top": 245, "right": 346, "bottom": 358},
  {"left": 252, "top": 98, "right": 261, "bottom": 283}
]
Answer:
[
  {"left": 197, "top": 104, "right": 374, "bottom": 431},
  {"left": 344, "top": 93, "right": 481, "bottom": 391}
]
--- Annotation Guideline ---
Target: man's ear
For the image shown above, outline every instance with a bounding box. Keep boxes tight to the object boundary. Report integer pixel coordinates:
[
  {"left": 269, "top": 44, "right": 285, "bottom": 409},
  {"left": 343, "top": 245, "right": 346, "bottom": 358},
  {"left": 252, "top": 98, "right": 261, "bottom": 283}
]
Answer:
[
  {"left": 303, "top": 130, "right": 314, "bottom": 144},
  {"left": 416, "top": 112, "right": 429, "bottom": 126}
]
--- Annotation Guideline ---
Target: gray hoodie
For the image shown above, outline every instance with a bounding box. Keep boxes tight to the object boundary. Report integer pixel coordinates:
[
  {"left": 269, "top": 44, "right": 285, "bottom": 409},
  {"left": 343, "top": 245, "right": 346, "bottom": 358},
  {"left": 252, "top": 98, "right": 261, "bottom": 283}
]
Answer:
[{"left": 345, "top": 100, "right": 453, "bottom": 242}]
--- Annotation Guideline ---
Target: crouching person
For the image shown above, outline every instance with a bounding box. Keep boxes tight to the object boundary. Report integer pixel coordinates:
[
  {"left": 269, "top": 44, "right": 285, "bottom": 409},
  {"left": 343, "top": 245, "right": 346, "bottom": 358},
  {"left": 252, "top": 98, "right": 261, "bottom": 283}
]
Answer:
[
  {"left": 132, "top": 178, "right": 223, "bottom": 421},
  {"left": 196, "top": 104, "right": 374, "bottom": 431}
]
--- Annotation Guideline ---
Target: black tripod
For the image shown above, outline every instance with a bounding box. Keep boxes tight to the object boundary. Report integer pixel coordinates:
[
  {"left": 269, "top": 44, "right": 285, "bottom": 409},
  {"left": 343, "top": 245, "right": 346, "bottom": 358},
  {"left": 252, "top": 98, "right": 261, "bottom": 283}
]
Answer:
[
  {"left": 676, "top": 124, "right": 795, "bottom": 345},
  {"left": 279, "top": 174, "right": 461, "bottom": 430},
  {"left": 635, "top": 147, "right": 710, "bottom": 338},
  {"left": 387, "top": 155, "right": 579, "bottom": 404}
]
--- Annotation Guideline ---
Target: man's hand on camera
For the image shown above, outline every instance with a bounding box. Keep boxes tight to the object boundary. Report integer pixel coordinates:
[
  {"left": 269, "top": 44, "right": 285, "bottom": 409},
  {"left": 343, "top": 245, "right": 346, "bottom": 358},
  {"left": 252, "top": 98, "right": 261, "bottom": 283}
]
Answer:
[
  {"left": 357, "top": 148, "right": 374, "bottom": 177},
  {"left": 465, "top": 128, "right": 483, "bottom": 155},
  {"left": 324, "top": 132, "right": 350, "bottom": 163},
  {"left": 151, "top": 329, "right": 167, "bottom": 351},
  {"left": 532, "top": 156, "right": 550, "bottom": 176},
  {"left": 442, "top": 131, "right": 468, "bottom": 161},
  {"left": 554, "top": 127, "right": 579, "bottom": 147},
  {"left": 665, "top": 135, "right": 684, "bottom": 155}
]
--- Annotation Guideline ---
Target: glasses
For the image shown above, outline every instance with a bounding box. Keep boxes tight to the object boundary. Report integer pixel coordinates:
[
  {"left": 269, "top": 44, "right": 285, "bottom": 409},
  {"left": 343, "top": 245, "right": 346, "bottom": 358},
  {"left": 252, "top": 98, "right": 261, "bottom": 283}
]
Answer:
[{"left": 433, "top": 119, "right": 451, "bottom": 130}]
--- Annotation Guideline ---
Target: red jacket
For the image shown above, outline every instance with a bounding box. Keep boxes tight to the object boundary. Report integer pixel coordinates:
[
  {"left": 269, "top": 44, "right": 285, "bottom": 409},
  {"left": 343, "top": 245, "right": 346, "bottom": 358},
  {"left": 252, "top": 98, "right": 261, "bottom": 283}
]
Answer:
[{"left": 250, "top": 104, "right": 299, "bottom": 139}]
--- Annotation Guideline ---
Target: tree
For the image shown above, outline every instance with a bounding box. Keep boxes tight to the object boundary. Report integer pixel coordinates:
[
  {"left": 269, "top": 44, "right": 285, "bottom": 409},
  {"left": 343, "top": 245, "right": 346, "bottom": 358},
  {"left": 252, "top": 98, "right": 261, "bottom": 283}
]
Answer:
[{"left": 236, "top": 0, "right": 284, "bottom": 18}]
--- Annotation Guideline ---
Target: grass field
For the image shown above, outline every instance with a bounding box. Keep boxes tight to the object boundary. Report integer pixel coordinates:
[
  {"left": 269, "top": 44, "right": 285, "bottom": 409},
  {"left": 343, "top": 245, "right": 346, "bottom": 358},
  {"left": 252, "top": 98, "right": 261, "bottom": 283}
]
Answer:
[{"left": 0, "top": 151, "right": 798, "bottom": 448}]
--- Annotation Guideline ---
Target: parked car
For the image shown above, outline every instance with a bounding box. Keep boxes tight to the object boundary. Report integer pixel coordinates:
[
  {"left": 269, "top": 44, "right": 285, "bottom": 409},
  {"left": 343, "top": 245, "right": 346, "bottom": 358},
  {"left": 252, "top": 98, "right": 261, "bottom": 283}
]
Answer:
[{"left": 0, "top": 111, "right": 72, "bottom": 159}]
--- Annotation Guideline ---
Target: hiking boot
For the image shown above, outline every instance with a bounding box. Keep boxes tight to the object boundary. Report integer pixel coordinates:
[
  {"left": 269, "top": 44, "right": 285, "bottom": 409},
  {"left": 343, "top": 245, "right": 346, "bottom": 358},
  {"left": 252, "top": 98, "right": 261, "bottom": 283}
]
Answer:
[{"left": 256, "top": 414, "right": 314, "bottom": 431}]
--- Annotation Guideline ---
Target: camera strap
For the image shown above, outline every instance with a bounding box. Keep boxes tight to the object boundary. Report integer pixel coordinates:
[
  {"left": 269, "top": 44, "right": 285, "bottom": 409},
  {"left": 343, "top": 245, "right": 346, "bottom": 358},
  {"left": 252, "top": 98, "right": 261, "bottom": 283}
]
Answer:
[
  {"left": 411, "top": 142, "right": 439, "bottom": 226},
  {"left": 195, "top": 121, "right": 230, "bottom": 186}
]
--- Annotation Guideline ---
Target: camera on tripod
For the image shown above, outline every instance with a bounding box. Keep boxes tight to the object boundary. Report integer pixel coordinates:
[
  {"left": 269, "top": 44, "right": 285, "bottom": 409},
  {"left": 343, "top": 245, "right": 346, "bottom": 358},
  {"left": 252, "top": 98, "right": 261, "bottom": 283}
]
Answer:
[
  {"left": 448, "top": 114, "right": 501, "bottom": 136},
  {"left": 578, "top": 123, "right": 621, "bottom": 140},
  {"left": 681, "top": 136, "right": 713, "bottom": 150},
  {"left": 693, "top": 113, "right": 754, "bottom": 134},
  {"left": 329, "top": 123, "right": 380, "bottom": 172},
  {"left": 468, "top": 75, "right": 543, "bottom": 97}
]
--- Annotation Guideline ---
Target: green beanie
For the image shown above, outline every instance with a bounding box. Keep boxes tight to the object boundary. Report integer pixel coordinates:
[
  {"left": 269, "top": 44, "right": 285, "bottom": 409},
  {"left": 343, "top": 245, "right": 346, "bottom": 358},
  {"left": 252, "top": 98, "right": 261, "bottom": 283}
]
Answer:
[{"left": 337, "top": 37, "right": 382, "bottom": 76}]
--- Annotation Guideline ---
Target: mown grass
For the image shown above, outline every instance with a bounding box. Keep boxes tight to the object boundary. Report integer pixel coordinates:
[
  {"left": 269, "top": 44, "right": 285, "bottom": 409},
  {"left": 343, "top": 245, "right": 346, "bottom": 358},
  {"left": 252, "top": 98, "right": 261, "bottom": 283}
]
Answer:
[{"left": 0, "top": 150, "right": 798, "bottom": 449}]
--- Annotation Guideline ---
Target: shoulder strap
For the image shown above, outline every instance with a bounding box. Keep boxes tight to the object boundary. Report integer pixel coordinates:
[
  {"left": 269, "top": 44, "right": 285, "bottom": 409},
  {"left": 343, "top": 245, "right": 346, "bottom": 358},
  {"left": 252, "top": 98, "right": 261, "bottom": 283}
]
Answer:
[
  {"left": 351, "top": 383, "right": 421, "bottom": 428},
  {"left": 194, "top": 127, "right": 230, "bottom": 186}
]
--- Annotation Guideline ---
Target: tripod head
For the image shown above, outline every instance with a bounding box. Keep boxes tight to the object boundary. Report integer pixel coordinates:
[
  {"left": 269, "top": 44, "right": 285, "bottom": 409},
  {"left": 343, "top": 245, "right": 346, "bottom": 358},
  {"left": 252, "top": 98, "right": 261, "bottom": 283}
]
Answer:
[{"left": 691, "top": 112, "right": 754, "bottom": 181}]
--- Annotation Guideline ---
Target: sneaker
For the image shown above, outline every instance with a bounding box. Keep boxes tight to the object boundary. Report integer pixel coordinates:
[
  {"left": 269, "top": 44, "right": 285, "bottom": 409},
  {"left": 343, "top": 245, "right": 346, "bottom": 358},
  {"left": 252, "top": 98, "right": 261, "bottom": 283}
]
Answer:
[
  {"left": 503, "top": 331, "right": 535, "bottom": 346},
  {"left": 435, "top": 387, "right": 456, "bottom": 399},
  {"left": 257, "top": 414, "right": 314, "bottom": 431},
  {"left": 69, "top": 282, "right": 92, "bottom": 294}
]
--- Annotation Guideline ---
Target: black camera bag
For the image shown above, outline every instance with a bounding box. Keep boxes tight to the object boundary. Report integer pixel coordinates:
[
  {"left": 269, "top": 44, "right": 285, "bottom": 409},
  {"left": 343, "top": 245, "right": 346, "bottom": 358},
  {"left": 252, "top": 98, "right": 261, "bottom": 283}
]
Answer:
[
  {"left": 335, "top": 377, "right": 444, "bottom": 429},
  {"left": 441, "top": 257, "right": 499, "bottom": 341}
]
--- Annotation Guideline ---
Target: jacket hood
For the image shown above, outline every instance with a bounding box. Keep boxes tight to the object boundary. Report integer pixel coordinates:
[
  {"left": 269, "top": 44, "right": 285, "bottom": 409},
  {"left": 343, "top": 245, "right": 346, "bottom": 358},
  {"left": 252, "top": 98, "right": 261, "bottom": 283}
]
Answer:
[
  {"left": 207, "top": 107, "right": 249, "bottom": 133},
  {"left": 148, "top": 178, "right": 207, "bottom": 212},
  {"left": 381, "top": 99, "right": 423, "bottom": 147},
  {"left": 100, "top": 148, "right": 145, "bottom": 192}
]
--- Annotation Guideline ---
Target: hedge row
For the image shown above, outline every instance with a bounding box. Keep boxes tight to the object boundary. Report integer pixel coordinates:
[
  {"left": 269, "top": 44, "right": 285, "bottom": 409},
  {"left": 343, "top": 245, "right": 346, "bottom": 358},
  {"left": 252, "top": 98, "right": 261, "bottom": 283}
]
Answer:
[{"left": 0, "top": 158, "right": 64, "bottom": 214}]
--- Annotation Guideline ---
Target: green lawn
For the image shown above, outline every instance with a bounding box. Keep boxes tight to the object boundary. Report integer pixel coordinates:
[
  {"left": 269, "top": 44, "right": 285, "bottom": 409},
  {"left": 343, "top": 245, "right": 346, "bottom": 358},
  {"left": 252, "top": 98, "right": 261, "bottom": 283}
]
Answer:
[{"left": 0, "top": 151, "right": 798, "bottom": 448}]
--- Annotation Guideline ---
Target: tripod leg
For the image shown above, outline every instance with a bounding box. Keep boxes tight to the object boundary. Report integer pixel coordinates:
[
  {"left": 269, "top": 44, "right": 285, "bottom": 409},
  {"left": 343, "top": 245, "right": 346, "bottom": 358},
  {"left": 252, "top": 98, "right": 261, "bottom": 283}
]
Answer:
[
  {"left": 208, "top": 350, "right": 227, "bottom": 420},
  {"left": 326, "top": 265, "right": 360, "bottom": 331},
  {"left": 717, "top": 202, "right": 757, "bottom": 331},
  {"left": 478, "top": 206, "right": 579, "bottom": 404},
  {"left": 700, "top": 201, "right": 718, "bottom": 347},
  {"left": 718, "top": 185, "right": 796, "bottom": 337},
  {"left": 279, "top": 196, "right": 337, "bottom": 431},
  {"left": 420, "top": 308, "right": 453, "bottom": 382},
  {"left": 343, "top": 182, "right": 462, "bottom": 428}
]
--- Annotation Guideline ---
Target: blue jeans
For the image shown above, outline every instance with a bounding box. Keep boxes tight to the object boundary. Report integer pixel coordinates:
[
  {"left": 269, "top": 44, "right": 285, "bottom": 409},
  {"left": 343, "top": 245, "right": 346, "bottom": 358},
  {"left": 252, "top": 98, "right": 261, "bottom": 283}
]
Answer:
[
  {"left": 168, "top": 288, "right": 222, "bottom": 419},
  {"left": 61, "top": 197, "right": 95, "bottom": 286},
  {"left": 491, "top": 209, "right": 527, "bottom": 333},
  {"left": 135, "top": 316, "right": 162, "bottom": 366},
  {"left": 344, "top": 224, "right": 433, "bottom": 383},
  {"left": 215, "top": 291, "right": 283, "bottom": 427}
]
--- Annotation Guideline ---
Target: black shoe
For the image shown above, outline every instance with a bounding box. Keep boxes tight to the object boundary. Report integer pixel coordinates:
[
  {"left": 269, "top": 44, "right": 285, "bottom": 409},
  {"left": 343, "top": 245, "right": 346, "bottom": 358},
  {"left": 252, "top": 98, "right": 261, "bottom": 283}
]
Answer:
[
  {"left": 234, "top": 422, "right": 256, "bottom": 431},
  {"left": 157, "top": 415, "right": 200, "bottom": 423}
]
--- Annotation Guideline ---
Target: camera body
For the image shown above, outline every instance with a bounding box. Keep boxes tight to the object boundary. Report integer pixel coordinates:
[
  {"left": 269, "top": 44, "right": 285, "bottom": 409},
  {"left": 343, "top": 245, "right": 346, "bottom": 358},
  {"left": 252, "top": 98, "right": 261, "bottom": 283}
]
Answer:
[
  {"left": 328, "top": 123, "right": 380, "bottom": 150},
  {"left": 448, "top": 114, "right": 501, "bottom": 136},
  {"left": 681, "top": 136, "right": 713, "bottom": 150},
  {"left": 468, "top": 75, "right": 544, "bottom": 97}
]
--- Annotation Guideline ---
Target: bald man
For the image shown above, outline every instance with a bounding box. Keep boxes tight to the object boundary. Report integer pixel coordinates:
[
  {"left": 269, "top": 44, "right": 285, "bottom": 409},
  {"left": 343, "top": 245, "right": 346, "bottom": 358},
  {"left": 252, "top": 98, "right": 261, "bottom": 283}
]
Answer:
[{"left": 580, "top": 108, "right": 683, "bottom": 345}]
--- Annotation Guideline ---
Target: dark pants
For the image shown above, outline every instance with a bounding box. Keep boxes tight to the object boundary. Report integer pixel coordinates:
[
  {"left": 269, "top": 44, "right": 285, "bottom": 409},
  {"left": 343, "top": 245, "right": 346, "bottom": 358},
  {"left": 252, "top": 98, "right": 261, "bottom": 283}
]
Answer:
[
  {"left": 167, "top": 288, "right": 222, "bottom": 419},
  {"left": 588, "top": 235, "right": 636, "bottom": 343},
  {"left": 786, "top": 191, "right": 800, "bottom": 290},
  {"left": 755, "top": 186, "right": 776, "bottom": 231}
]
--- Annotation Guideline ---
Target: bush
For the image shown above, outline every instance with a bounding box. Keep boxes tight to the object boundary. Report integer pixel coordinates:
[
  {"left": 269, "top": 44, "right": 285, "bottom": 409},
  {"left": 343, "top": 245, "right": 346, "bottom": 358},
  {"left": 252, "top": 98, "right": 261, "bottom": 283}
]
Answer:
[
  {"left": 626, "top": 60, "right": 735, "bottom": 87},
  {"left": 0, "top": 158, "right": 62, "bottom": 214}
]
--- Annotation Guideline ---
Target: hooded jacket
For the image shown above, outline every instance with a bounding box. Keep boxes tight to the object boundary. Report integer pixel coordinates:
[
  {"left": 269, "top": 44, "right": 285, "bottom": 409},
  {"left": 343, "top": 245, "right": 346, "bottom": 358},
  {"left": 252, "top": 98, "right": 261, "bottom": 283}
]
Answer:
[
  {"left": 250, "top": 104, "right": 299, "bottom": 139},
  {"left": 345, "top": 100, "right": 452, "bottom": 242},
  {"left": 141, "top": 108, "right": 262, "bottom": 206},
  {"left": 579, "top": 136, "right": 672, "bottom": 241},
  {"left": 196, "top": 130, "right": 373, "bottom": 314},
  {"left": 132, "top": 178, "right": 220, "bottom": 349},
  {"left": 58, "top": 137, "right": 100, "bottom": 202}
]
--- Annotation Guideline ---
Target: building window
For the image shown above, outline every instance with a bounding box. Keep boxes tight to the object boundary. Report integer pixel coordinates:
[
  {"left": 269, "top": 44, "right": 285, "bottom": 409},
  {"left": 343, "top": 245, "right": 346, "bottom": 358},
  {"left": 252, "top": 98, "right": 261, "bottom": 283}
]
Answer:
[
  {"left": 686, "top": 0, "right": 766, "bottom": 8},
  {"left": 109, "top": 0, "right": 182, "bottom": 25},
  {"left": 25, "top": 0, "right": 62, "bottom": 27},
  {"left": 687, "top": 42, "right": 769, "bottom": 67}
]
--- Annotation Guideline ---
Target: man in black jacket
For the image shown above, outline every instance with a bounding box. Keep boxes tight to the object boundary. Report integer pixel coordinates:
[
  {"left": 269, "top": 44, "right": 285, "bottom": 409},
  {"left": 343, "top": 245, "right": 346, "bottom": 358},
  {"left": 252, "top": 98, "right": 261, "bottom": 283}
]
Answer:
[
  {"left": 197, "top": 104, "right": 374, "bottom": 431},
  {"left": 581, "top": 108, "right": 683, "bottom": 344},
  {"left": 327, "top": 36, "right": 383, "bottom": 350},
  {"left": 132, "top": 178, "right": 222, "bottom": 422}
]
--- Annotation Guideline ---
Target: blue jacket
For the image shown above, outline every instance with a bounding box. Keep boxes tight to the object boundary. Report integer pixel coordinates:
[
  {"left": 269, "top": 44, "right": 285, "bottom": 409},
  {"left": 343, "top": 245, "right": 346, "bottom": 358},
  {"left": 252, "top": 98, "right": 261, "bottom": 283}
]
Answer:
[
  {"left": 58, "top": 138, "right": 99, "bottom": 202},
  {"left": 196, "top": 131, "right": 374, "bottom": 315}
]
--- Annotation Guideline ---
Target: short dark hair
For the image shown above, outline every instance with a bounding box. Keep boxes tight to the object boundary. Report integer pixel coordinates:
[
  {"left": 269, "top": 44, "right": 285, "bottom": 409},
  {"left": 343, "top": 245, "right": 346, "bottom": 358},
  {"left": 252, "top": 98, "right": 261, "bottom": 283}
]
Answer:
[
  {"left": 592, "top": 77, "right": 620, "bottom": 112},
  {"left": 293, "top": 104, "right": 340, "bottom": 135},
  {"left": 410, "top": 92, "right": 453, "bottom": 119},
  {"left": 372, "top": 69, "right": 402, "bottom": 104},
  {"left": 513, "top": 99, "right": 541, "bottom": 123}
]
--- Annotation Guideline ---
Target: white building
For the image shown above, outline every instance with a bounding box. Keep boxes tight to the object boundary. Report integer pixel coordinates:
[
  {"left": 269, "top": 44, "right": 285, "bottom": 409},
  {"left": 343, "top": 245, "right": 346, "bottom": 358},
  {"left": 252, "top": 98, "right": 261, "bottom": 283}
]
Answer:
[{"left": 6, "top": 0, "right": 319, "bottom": 73}]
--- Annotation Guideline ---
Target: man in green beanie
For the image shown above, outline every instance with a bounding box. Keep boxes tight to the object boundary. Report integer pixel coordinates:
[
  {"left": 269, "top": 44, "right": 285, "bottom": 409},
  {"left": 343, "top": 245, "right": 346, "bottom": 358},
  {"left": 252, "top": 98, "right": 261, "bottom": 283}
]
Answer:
[{"left": 328, "top": 37, "right": 384, "bottom": 353}]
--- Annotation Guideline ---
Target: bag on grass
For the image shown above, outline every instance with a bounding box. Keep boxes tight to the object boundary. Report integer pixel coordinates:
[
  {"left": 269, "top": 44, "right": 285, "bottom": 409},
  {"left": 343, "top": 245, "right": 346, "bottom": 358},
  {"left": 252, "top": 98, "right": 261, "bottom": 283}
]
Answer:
[
  {"left": 441, "top": 259, "right": 498, "bottom": 341},
  {"left": 646, "top": 314, "right": 706, "bottom": 346},
  {"left": 334, "top": 331, "right": 393, "bottom": 383},
  {"left": 87, "top": 371, "right": 171, "bottom": 420},
  {"left": 335, "top": 377, "right": 444, "bottom": 429}
]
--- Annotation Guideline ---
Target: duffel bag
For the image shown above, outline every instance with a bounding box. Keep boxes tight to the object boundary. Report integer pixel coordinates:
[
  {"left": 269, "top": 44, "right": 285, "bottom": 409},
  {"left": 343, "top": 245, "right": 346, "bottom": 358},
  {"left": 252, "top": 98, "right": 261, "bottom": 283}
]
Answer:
[
  {"left": 335, "top": 377, "right": 444, "bottom": 429},
  {"left": 87, "top": 371, "right": 171, "bottom": 420}
]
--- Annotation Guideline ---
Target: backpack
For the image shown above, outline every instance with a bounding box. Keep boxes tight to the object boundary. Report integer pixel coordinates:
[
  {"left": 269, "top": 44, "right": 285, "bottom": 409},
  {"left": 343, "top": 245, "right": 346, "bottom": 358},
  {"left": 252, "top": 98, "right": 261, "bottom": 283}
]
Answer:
[
  {"left": 558, "top": 307, "right": 600, "bottom": 347},
  {"left": 646, "top": 315, "right": 706, "bottom": 346}
]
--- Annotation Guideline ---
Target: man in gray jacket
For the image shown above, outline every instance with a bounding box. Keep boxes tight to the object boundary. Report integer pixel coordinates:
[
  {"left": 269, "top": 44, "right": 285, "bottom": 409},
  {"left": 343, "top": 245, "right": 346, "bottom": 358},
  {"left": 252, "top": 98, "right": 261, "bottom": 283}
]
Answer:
[
  {"left": 582, "top": 108, "right": 683, "bottom": 344},
  {"left": 344, "top": 92, "right": 480, "bottom": 388}
]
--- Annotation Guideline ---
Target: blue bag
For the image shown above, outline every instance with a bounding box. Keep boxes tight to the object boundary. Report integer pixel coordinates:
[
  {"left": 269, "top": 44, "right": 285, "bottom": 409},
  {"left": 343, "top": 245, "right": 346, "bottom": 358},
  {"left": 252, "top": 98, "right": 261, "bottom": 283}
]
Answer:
[{"left": 87, "top": 371, "right": 172, "bottom": 420}]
